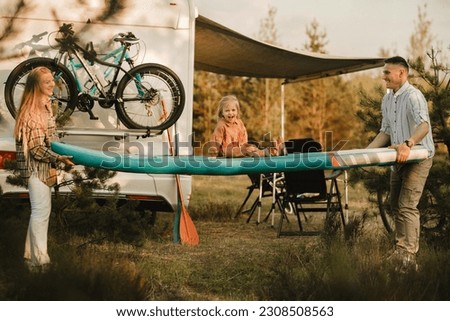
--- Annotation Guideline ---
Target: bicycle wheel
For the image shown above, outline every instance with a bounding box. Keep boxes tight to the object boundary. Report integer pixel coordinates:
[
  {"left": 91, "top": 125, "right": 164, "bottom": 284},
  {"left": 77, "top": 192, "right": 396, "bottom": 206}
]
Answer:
[
  {"left": 377, "top": 189, "right": 395, "bottom": 234},
  {"left": 115, "top": 63, "right": 185, "bottom": 130},
  {"left": 4, "top": 57, "right": 77, "bottom": 124},
  {"left": 377, "top": 187, "right": 443, "bottom": 234}
]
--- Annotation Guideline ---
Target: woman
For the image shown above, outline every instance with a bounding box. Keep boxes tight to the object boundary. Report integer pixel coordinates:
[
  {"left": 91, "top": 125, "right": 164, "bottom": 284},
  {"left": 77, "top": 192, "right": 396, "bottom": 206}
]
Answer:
[{"left": 14, "top": 66, "right": 75, "bottom": 272}]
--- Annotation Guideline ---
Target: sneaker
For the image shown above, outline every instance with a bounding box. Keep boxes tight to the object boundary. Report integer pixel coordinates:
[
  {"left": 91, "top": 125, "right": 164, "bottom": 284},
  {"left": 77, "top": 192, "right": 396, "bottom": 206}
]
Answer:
[
  {"left": 398, "top": 253, "right": 419, "bottom": 273},
  {"left": 386, "top": 248, "right": 403, "bottom": 265},
  {"left": 386, "top": 248, "right": 418, "bottom": 273}
]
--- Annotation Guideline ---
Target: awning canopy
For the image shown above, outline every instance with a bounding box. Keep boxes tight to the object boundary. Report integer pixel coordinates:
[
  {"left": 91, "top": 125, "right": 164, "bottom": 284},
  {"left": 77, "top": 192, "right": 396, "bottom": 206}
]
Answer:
[{"left": 195, "top": 15, "right": 384, "bottom": 82}]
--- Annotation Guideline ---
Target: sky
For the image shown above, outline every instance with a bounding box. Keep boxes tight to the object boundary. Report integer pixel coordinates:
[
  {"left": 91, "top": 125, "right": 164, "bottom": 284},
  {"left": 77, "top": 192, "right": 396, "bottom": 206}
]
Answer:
[{"left": 195, "top": 0, "right": 450, "bottom": 58}]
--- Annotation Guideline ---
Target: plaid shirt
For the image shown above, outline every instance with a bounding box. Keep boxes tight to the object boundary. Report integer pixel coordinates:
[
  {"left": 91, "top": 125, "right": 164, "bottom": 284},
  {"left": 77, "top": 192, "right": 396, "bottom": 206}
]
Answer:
[{"left": 15, "top": 105, "right": 59, "bottom": 186}]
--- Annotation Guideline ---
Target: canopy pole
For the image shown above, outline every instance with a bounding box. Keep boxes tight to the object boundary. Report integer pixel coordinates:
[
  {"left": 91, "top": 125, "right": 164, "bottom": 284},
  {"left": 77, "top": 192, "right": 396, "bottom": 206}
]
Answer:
[{"left": 280, "top": 82, "right": 285, "bottom": 139}]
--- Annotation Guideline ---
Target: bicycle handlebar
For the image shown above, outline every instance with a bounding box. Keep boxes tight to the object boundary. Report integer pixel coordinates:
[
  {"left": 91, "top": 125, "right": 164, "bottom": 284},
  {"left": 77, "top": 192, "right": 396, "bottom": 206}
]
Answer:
[
  {"left": 59, "top": 23, "right": 75, "bottom": 36},
  {"left": 55, "top": 23, "right": 139, "bottom": 47},
  {"left": 54, "top": 23, "right": 76, "bottom": 45},
  {"left": 53, "top": 23, "right": 140, "bottom": 70}
]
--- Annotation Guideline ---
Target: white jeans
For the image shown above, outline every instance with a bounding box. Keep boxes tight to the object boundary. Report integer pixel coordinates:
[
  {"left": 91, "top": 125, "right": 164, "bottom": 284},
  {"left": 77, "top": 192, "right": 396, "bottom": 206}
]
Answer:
[{"left": 24, "top": 173, "right": 52, "bottom": 266}]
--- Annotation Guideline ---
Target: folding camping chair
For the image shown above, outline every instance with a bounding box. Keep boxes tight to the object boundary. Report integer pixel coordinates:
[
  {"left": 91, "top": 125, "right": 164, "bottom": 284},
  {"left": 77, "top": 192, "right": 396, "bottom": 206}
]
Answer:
[
  {"left": 235, "top": 172, "right": 288, "bottom": 225},
  {"left": 277, "top": 138, "right": 346, "bottom": 237},
  {"left": 235, "top": 173, "right": 271, "bottom": 219}
]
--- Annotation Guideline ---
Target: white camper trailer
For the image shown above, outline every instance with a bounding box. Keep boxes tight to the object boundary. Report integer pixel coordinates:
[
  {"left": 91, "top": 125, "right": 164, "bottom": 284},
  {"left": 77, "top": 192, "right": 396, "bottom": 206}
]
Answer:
[{"left": 0, "top": 0, "right": 196, "bottom": 213}]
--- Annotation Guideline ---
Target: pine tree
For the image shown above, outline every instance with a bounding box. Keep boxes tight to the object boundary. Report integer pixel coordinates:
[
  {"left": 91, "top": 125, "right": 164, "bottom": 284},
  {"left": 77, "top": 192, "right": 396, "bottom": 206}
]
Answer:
[{"left": 408, "top": 4, "right": 434, "bottom": 62}]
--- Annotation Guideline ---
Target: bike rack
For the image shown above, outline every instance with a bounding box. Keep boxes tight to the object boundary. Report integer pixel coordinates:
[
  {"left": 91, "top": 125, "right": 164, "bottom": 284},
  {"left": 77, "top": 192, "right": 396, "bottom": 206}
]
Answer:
[{"left": 57, "top": 128, "right": 163, "bottom": 142}]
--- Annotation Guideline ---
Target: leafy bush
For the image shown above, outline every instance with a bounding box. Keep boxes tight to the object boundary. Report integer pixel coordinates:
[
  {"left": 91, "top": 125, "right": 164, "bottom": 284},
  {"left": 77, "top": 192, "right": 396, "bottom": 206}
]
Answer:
[{"left": 51, "top": 167, "right": 157, "bottom": 246}]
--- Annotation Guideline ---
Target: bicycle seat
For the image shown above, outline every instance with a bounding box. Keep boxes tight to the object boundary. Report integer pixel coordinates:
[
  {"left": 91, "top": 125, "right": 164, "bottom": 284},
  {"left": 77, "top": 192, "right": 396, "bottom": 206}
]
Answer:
[{"left": 114, "top": 32, "right": 140, "bottom": 44}]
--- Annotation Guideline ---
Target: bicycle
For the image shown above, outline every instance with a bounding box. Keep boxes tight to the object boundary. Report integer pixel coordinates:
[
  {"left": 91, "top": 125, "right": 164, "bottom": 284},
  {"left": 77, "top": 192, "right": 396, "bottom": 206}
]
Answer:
[
  {"left": 376, "top": 179, "right": 444, "bottom": 235},
  {"left": 4, "top": 23, "right": 185, "bottom": 130}
]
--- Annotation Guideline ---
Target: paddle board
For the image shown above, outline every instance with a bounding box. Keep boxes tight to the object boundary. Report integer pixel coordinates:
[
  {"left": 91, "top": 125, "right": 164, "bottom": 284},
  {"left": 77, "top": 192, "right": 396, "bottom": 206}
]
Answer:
[{"left": 51, "top": 141, "right": 430, "bottom": 175}]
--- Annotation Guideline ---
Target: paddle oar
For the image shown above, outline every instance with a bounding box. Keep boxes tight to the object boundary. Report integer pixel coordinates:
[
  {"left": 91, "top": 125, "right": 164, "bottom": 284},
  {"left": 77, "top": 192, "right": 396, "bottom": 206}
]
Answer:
[{"left": 162, "top": 101, "right": 199, "bottom": 246}]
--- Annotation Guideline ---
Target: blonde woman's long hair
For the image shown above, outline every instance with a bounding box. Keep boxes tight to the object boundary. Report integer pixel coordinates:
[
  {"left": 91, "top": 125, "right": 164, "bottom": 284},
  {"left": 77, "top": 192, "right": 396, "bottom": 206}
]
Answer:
[
  {"left": 216, "top": 95, "right": 242, "bottom": 121},
  {"left": 14, "top": 67, "right": 54, "bottom": 142}
]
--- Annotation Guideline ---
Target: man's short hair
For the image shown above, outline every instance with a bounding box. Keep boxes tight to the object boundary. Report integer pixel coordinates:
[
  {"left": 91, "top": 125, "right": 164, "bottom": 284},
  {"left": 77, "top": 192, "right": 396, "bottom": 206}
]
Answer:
[{"left": 385, "top": 56, "right": 409, "bottom": 71}]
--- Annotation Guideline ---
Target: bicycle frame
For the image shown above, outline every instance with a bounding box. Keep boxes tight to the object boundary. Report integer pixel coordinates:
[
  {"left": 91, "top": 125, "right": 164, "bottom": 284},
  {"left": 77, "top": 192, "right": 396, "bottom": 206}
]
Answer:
[
  {"left": 55, "top": 40, "right": 133, "bottom": 99},
  {"left": 54, "top": 31, "right": 152, "bottom": 115},
  {"left": 64, "top": 44, "right": 132, "bottom": 96}
]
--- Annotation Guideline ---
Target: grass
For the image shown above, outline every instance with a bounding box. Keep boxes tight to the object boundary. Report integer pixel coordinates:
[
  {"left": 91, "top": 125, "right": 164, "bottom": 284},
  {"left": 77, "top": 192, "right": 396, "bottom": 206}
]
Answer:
[{"left": 0, "top": 175, "right": 449, "bottom": 300}]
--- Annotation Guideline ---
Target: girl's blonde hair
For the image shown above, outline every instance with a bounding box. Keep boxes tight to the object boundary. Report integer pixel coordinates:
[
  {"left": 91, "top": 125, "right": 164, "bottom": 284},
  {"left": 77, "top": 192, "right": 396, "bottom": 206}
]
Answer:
[
  {"left": 14, "top": 66, "right": 53, "bottom": 141},
  {"left": 216, "top": 95, "right": 241, "bottom": 120}
]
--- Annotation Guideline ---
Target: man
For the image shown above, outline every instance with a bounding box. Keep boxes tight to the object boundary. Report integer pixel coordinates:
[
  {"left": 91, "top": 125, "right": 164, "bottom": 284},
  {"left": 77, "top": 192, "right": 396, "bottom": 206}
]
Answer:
[{"left": 367, "top": 56, "right": 434, "bottom": 272}]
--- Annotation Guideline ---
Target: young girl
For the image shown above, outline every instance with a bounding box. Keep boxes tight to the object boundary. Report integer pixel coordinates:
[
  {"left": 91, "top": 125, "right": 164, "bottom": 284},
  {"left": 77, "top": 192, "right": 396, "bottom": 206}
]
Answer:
[
  {"left": 14, "top": 66, "right": 75, "bottom": 272},
  {"left": 209, "top": 95, "right": 280, "bottom": 157}
]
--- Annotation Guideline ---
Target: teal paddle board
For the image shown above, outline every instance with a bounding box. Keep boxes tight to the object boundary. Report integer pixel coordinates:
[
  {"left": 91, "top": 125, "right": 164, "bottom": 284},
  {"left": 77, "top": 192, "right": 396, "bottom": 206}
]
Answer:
[{"left": 51, "top": 141, "right": 430, "bottom": 175}]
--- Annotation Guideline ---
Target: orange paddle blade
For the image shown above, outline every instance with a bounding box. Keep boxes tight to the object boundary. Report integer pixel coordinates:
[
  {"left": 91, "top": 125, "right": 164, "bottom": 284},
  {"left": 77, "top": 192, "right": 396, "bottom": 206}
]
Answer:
[{"left": 180, "top": 206, "right": 199, "bottom": 245}]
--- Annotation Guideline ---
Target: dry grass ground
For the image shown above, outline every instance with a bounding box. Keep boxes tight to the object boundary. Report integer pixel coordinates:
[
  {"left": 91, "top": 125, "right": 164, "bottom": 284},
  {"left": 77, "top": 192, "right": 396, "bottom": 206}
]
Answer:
[{"left": 1, "top": 175, "right": 449, "bottom": 300}]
